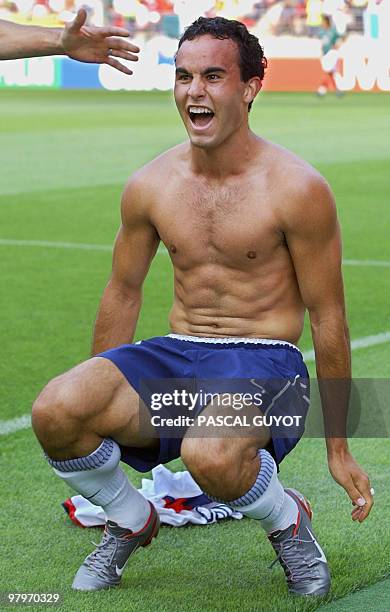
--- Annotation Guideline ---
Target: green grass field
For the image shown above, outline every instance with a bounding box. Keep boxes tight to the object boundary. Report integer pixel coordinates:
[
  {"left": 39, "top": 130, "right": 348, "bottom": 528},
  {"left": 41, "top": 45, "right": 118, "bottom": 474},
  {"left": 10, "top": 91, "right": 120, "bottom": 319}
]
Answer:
[{"left": 0, "top": 90, "right": 389, "bottom": 612}]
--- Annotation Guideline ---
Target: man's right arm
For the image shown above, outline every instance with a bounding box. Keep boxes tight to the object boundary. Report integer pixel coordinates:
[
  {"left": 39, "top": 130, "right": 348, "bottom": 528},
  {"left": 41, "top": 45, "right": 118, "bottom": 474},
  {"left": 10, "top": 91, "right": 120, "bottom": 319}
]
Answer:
[
  {"left": 0, "top": 11, "right": 139, "bottom": 74},
  {"left": 92, "top": 175, "right": 160, "bottom": 354}
]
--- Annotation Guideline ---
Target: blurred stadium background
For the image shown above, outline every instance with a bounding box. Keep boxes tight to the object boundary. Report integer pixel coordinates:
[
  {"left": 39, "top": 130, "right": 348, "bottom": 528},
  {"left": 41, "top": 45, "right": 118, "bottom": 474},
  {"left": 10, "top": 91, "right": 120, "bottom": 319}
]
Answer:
[{"left": 0, "top": 0, "right": 389, "bottom": 91}]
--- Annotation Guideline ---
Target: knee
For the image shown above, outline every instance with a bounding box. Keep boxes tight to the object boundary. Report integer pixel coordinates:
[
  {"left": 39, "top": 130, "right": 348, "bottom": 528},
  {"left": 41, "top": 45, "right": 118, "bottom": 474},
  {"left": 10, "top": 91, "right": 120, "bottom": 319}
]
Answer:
[
  {"left": 181, "top": 438, "right": 256, "bottom": 500},
  {"left": 181, "top": 438, "right": 226, "bottom": 486},
  {"left": 32, "top": 376, "right": 79, "bottom": 445}
]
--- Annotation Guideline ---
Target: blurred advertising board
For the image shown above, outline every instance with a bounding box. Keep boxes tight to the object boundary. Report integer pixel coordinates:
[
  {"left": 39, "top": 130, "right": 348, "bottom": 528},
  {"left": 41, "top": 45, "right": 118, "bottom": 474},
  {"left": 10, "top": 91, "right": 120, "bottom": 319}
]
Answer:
[
  {"left": 0, "top": 34, "right": 388, "bottom": 92},
  {"left": 0, "top": 56, "right": 60, "bottom": 88}
]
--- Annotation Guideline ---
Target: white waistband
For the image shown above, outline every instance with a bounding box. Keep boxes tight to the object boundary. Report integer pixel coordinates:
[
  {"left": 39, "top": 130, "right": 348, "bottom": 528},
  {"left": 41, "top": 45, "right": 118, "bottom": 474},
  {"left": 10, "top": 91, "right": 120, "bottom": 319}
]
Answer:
[{"left": 167, "top": 334, "right": 301, "bottom": 353}]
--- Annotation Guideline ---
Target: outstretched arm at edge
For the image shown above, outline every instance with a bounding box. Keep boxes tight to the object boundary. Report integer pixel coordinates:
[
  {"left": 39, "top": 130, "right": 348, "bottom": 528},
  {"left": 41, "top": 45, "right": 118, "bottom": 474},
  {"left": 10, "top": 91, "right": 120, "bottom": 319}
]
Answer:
[{"left": 0, "top": 9, "right": 139, "bottom": 74}]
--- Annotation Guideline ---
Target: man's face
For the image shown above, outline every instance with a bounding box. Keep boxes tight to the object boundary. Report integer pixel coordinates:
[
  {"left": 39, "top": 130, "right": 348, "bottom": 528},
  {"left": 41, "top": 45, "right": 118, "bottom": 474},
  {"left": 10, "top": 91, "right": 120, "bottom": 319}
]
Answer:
[{"left": 174, "top": 35, "right": 250, "bottom": 149}]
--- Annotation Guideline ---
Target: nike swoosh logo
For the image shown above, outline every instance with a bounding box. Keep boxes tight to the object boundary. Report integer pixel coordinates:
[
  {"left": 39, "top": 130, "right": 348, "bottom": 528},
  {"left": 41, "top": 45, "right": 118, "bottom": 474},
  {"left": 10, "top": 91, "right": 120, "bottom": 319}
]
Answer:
[
  {"left": 115, "top": 563, "right": 126, "bottom": 577},
  {"left": 115, "top": 548, "right": 137, "bottom": 576},
  {"left": 307, "top": 528, "right": 327, "bottom": 563}
]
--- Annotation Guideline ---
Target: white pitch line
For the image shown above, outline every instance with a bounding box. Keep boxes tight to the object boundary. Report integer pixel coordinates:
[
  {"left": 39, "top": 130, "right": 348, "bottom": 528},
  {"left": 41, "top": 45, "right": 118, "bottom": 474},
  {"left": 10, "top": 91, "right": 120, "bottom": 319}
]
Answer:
[
  {"left": 0, "top": 414, "right": 31, "bottom": 435},
  {"left": 1, "top": 330, "right": 390, "bottom": 438},
  {"left": 343, "top": 259, "right": 390, "bottom": 268},
  {"left": 1, "top": 239, "right": 390, "bottom": 266},
  {"left": 0, "top": 238, "right": 112, "bottom": 252},
  {"left": 0, "top": 238, "right": 168, "bottom": 255},
  {"left": 302, "top": 330, "right": 390, "bottom": 362}
]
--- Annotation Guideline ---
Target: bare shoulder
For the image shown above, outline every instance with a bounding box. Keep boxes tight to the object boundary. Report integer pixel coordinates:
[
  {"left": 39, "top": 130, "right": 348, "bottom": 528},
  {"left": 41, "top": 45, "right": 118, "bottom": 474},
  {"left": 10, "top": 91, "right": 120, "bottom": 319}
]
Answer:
[
  {"left": 263, "top": 141, "right": 337, "bottom": 234},
  {"left": 121, "top": 143, "right": 186, "bottom": 222}
]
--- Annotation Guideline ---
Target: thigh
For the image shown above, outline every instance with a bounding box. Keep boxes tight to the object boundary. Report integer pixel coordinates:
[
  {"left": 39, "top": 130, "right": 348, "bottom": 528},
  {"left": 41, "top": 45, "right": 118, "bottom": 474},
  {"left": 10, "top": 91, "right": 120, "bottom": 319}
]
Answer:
[{"left": 42, "top": 356, "right": 156, "bottom": 449}]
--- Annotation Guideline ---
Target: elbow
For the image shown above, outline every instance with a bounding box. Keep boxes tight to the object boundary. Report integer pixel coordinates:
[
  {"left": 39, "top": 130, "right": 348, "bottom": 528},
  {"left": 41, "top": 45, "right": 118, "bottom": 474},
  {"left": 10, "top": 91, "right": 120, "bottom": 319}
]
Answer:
[
  {"left": 308, "top": 306, "right": 349, "bottom": 335},
  {"left": 105, "top": 279, "right": 143, "bottom": 307}
]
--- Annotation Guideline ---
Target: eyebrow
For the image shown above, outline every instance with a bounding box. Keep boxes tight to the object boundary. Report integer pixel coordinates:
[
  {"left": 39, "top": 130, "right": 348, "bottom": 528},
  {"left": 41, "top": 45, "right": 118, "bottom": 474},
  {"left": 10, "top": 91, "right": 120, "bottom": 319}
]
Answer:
[{"left": 175, "top": 66, "right": 227, "bottom": 76}]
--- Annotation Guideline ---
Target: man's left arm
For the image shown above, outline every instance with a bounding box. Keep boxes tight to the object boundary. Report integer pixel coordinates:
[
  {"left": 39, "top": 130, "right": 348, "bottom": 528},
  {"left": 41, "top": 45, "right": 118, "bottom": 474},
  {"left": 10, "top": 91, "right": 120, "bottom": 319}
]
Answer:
[{"left": 282, "top": 173, "right": 373, "bottom": 522}]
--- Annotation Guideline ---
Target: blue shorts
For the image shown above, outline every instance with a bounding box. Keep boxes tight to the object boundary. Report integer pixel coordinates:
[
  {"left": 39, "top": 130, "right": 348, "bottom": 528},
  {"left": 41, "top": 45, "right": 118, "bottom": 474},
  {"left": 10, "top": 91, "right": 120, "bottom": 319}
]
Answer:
[{"left": 99, "top": 334, "right": 310, "bottom": 473}]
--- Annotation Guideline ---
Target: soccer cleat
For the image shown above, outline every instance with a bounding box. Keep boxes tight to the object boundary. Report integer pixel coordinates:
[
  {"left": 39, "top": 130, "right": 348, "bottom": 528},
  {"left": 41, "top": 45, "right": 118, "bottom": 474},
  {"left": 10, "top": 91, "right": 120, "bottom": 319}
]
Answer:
[
  {"left": 268, "top": 488, "right": 331, "bottom": 597},
  {"left": 72, "top": 501, "right": 159, "bottom": 591}
]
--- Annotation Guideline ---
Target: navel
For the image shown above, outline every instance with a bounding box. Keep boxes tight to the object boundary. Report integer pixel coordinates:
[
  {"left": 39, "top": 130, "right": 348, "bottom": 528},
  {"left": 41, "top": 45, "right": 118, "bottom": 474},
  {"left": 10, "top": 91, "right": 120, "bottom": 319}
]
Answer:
[
  {"left": 170, "top": 245, "right": 177, "bottom": 254},
  {"left": 246, "top": 251, "right": 257, "bottom": 259}
]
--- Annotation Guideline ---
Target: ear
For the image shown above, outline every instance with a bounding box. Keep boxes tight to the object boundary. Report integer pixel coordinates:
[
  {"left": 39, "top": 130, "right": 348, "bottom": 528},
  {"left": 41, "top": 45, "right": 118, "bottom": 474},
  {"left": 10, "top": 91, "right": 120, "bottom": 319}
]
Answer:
[{"left": 243, "top": 76, "right": 262, "bottom": 106}]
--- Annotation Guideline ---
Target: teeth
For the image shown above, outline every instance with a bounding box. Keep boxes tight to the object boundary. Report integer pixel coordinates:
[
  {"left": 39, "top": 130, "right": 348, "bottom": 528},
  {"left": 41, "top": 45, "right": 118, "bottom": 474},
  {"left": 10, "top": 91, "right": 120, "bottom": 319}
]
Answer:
[{"left": 189, "top": 107, "right": 213, "bottom": 114}]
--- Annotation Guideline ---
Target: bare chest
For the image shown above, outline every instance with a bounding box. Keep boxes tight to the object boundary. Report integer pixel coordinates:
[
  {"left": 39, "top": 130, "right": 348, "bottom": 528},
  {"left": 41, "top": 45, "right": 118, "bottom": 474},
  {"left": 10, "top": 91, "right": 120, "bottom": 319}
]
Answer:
[{"left": 152, "top": 179, "right": 284, "bottom": 266}]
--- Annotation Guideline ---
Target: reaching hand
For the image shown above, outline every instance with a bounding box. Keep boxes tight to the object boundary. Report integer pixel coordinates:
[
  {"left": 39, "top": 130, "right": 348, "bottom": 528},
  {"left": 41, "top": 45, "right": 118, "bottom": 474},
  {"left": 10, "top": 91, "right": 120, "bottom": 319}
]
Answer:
[
  {"left": 60, "top": 9, "right": 140, "bottom": 74},
  {"left": 328, "top": 449, "right": 374, "bottom": 522}
]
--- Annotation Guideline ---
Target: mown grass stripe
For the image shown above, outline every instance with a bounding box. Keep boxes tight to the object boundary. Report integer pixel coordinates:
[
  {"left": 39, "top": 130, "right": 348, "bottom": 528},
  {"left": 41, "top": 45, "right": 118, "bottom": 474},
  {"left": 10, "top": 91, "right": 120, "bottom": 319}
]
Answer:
[{"left": 321, "top": 578, "right": 390, "bottom": 611}]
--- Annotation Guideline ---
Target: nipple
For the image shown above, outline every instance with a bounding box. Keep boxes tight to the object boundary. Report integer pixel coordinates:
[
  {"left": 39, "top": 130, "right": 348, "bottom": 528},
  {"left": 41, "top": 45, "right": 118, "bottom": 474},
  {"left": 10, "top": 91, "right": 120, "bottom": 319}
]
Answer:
[
  {"left": 247, "top": 251, "right": 257, "bottom": 259},
  {"left": 170, "top": 245, "right": 177, "bottom": 254}
]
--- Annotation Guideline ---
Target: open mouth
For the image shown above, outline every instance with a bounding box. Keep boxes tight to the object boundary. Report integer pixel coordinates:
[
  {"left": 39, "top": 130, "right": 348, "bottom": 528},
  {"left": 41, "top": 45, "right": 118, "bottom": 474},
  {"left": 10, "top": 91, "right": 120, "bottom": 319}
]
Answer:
[{"left": 188, "top": 106, "right": 215, "bottom": 129}]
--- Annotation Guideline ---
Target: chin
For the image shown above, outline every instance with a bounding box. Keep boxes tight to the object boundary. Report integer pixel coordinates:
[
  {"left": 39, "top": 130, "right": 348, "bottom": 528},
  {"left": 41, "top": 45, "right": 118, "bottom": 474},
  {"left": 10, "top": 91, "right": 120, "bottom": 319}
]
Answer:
[
  {"left": 190, "top": 137, "right": 215, "bottom": 149},
  {"left": 188, "top": 132, "right": 221, "bottom": 149}
]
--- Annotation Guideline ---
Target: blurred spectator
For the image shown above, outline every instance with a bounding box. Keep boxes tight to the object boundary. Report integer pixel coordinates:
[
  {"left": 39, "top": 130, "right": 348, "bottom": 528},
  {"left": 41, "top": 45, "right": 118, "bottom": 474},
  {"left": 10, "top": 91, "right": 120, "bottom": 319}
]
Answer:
[
  {"left": 172, "top": 0, "right": 214, "bottom": 31},
  {"left": 275, "top": 0, "right": 296, "bottom": 34},
  {"left": 160, "top": 11, "right": 179, "bottom": 37},
  {"left": 306, "top": 0, "right": 323, "bottom": 35},
  {"left": 143, "top": 0, "right": 173, "bottom": 12},
  {"left": 322, "top": 0, "right": 352, "bottom": 34},
  {"left": 364, "top": 0, "right": 390, "bottom": 40},
  {"left": 14, "top": 0, "right": 34, "bottom": 14},
  {"left": 254, "top": 1, "right": 285, "bottom": 35},
  {"left": 217, "top": 0, "right": 257, "bottom": 19},
  {"left": 317, "top": 14, "right": 342, "bottom": 95},
  {"left": 112, "top": 0, "right": 161, "bottom": 33},
  {"left": 75, "top": 0, "right": 103, "bottom": 26},
  {"left": 294, "top": 1, "right": 307, "bottom": 35}
]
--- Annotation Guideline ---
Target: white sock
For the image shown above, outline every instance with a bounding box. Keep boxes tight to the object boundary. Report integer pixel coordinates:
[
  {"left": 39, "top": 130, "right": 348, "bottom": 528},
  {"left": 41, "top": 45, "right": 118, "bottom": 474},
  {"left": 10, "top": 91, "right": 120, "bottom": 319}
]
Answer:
[
  {"left": 210, "top": 449, "right": 298, "bottom": 534},
  {"left": 236, "top": 470, "right": 298, "bottom": 534},
  {"left": 48, "top": 438, "right": 150, "bottom": 531}
]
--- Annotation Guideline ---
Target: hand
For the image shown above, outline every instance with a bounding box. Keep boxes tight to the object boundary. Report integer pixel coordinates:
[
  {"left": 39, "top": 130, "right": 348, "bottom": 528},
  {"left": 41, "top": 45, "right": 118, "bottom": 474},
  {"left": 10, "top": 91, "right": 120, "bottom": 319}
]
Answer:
[
  {"left": 327, "top": 448, "right": 373, "bottom": 522},
  {"left": 60, "top": 9, "right": 140, "bottom": 74}
]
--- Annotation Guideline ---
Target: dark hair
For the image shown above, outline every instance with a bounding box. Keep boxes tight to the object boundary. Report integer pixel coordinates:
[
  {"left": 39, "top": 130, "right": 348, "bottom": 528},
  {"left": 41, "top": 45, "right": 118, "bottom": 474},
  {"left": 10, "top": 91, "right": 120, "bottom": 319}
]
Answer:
[{"left": 177, "top": 16, "right": 267, "bottom": 111}]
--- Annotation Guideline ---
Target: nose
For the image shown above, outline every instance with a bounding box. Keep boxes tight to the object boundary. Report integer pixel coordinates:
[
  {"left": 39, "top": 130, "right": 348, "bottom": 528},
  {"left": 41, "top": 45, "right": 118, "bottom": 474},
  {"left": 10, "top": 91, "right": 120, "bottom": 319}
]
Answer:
[{"left": 187, "top": 76, "right": 205, "bottom": 99}]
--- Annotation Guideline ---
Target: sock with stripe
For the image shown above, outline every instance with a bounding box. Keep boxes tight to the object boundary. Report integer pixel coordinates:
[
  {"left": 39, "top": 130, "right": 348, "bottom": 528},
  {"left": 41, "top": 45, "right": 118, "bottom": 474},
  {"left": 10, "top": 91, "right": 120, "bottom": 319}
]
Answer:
[
  {"left": 209, "top": 449, "right": 298, "bottom": 534},
  {"left": 46, "top": 438, "right": 150, "bottom": 531}
]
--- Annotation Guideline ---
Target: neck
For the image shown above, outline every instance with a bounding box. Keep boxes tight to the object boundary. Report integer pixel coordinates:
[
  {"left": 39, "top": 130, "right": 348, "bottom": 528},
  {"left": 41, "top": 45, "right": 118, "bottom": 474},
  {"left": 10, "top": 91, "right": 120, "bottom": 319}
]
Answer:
[{"left": 190, "top": 125, "right": 259, "bottom": 180}]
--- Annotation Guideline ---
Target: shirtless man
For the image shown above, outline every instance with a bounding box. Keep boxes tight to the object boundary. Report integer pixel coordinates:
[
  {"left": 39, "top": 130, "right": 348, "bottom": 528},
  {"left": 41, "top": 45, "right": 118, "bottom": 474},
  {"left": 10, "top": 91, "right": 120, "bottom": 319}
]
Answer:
[
  {"left": 0, "top": 9, "right": 139, "bottom": 74},
  {"left": 32, "top": 16, "right": 373, "bottom": 596}
]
